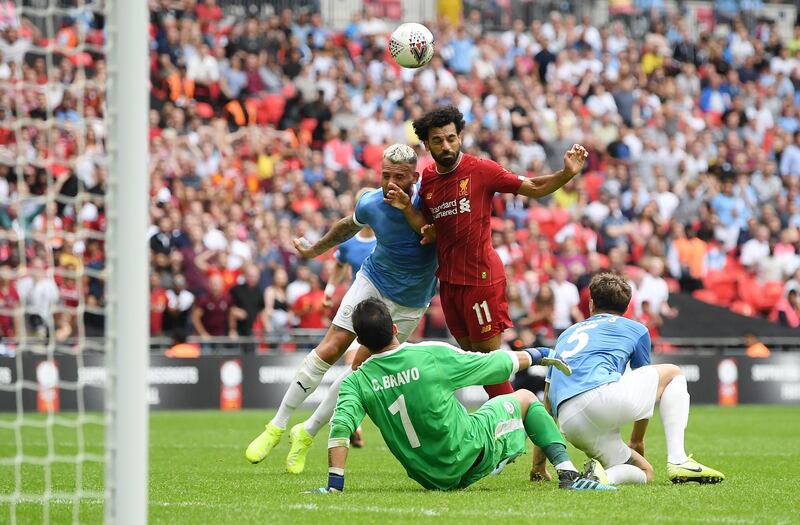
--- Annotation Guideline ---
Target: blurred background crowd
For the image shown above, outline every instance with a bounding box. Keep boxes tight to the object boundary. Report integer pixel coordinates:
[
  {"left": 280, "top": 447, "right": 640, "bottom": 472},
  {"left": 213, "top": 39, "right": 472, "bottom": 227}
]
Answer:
[{"left": 2, "top": 0, "right": 800, "bottom": 354}]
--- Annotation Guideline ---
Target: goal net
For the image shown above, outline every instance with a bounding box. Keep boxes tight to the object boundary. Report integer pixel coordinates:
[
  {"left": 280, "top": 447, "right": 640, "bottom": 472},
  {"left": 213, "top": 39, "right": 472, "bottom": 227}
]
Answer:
[{"left": 0, "top": 1, "right": 148, "bottom": 523}]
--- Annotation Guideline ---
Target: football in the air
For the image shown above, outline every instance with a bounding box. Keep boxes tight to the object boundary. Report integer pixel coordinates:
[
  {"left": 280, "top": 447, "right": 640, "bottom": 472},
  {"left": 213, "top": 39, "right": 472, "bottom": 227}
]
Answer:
[{"left": 389, "top": 22, "right": 435, "bottom": 69}]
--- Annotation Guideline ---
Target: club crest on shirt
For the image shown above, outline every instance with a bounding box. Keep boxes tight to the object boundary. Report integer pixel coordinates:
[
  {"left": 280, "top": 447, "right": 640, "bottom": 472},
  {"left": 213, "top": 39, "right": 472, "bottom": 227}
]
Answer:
[
  {"left": 426, "top": 192, "right": 433, "bottom": 200},
  {"left": 458, "top": 177, "right": 469, "bottom": 196}
]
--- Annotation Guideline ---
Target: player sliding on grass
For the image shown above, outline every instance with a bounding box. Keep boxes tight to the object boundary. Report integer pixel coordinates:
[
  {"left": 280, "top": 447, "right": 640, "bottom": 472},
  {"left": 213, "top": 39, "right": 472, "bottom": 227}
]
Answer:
[
  {"left": 309, "top": 298, "right": 615, "bottom": 493},
  {"left": 245, "top": 144, "right": 438, "bottom": 473},
  {"left": 385, "top": 105, "right": 588, "bottom": 399},
  {"left": 542, "top": 273, "right": 725, "bottom": 485}
]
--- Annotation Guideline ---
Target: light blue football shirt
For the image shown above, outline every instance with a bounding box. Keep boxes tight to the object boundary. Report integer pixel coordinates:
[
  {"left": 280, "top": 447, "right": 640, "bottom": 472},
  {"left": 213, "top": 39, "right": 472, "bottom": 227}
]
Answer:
[
  {"left": 353, "top": 186, "right": 438, "bottom": 308},
  {"left": 546, "top": 313, "right": 651, "bottom": 417},
  {"left": 335, "top": 234, "right": 376, "bottom": 283}
]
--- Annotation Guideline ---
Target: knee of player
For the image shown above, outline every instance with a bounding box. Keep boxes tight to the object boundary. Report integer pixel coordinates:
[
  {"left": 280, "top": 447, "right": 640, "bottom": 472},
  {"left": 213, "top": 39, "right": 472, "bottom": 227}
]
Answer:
[
  {"left": 514, "top": 389, "right": 537, "bottom": 412},
  {"left": 661, "top": 364, "right": 683, "bottom": 383},
  {"left": 315, "top": 339, "right": 348, "bottom": 364}
]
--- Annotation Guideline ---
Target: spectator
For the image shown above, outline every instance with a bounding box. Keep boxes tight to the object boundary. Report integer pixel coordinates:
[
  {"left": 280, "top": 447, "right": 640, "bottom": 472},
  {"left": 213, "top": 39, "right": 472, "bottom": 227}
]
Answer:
[
  {"left": 507, "top": 283, "right": 529, "bottom": 326},
  {"left": 186, "top": 44, "right": 219, "bottom": 103},
  {"left": 601, "top": 198, "right": 631, "bottom": 252},
  {"left": 637, "top": 257, "right": 678, "bottom": 319},
  {"left": 636, "top": 300, "right": 663, "bottom": 342},
  {"left": 263, "top": 267, "right": 290, "bottom": 339},
  {"left": 667, "top": 223, "right": 707, "bottom": 291},
  {"left": 549, "top": 264, "right": 583, "bottom": 334},
  {"left": 743, "top": 332, "right": 770, "bottom": 358},
  {"left": 740, "top": 225, "right": 770, "bottom": 269},
  {"left": 286, "top": 265, "right": 312, "bottom": 306},
  {"left": 229, "top": 264, "right": 265, "bottom": 349},
  {"left": 521, "top": 285, "right": 555, "bottom": 345},
  {"left": 16, "top": 258, "right": 59, "bottom": 339},
  {"left": 191, "top": 274, "right": 230, "bottom": 341},
  {"left": 0, "top": 263, "right": 20, "bottom": 340},
  {"left": 150, "top": 272, "right": 168, "bottom": 336},
  {"left": 711, "top": 178, "right": 749, "bottom": 251},
  {"left": 292, "top": 274, "right": 326, "bottom": 329},
  {"left": 779, "top": 131, "right": 800, "bottom": 177},
  {"left": 164, "top": 274, "right": 194, "bottom": 335}
]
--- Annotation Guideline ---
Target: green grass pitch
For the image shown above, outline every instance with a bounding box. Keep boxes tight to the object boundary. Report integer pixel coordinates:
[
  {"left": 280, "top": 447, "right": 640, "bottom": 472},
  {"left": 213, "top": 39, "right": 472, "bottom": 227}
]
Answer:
[{"left": 2, "top": 406, "right": 799, "bottom": 524}]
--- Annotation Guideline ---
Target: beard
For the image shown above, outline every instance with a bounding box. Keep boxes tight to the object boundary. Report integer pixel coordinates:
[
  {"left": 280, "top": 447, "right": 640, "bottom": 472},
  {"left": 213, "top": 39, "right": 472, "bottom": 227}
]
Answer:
[{"left": 431, "top": 148, "right": 459, "bottom": 168}]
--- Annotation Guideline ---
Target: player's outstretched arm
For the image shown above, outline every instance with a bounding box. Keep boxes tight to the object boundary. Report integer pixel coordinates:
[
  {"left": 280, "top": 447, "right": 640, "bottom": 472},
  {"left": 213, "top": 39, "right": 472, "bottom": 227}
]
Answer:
[
  {"left": 383, "top": 182, "right": 430, "bottom": 237},
  {"left": 306, "top": 379, "right": 365, "bottom": 493},
  {"left": 517, "top": 144, "right": 589, "bottom": 199},
  {"left": 293, "top": 216, "right": 362, "bottom": 259},
  {"left": 305, "top": 446, "right": 348, "bottom": 494}
]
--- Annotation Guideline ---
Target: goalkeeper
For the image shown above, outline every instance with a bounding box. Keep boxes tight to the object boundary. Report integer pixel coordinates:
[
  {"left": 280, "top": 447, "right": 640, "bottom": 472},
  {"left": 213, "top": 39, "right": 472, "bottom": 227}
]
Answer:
[{"left": 312, "top": 298, "right": 615, "bottom": 493}]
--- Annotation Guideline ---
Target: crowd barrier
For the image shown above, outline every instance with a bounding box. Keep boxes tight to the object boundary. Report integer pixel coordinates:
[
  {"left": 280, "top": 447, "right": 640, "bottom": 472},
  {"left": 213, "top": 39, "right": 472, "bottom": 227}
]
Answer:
[{"left": 1, "top": 352, "right": 798, "bottom": 412}]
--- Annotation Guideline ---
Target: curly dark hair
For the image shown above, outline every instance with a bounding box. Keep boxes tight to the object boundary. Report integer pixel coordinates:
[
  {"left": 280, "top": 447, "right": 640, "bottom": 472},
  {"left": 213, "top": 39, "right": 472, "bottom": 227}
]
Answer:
[{"left": 412, "top": 106, "right": 466, "bottom": 142}]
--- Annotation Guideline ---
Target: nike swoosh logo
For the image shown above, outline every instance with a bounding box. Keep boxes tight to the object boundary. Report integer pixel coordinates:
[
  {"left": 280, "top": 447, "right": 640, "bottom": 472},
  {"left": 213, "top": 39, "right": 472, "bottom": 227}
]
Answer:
[
  {"left": 680, "top": 465, "right": 704, "bottom": 472},
  {"left": 297, "top": 381, "right": 310, "bottom": 393}
]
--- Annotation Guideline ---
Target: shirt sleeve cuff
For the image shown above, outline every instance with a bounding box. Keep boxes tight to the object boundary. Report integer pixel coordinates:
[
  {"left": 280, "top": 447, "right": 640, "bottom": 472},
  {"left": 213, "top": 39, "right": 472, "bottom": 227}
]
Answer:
[
  {"left": 352, "top": 211, "right": 365, "bottom": 227},
  {"left": 500, "top": 350, "right": 520, "bottom": 375}
]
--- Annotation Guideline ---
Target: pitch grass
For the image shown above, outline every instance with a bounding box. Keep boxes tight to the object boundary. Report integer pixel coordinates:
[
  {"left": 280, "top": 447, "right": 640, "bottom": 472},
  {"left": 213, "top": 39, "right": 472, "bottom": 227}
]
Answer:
[{"left": 1, "top": 406, "right": 799, "bottom": 524}]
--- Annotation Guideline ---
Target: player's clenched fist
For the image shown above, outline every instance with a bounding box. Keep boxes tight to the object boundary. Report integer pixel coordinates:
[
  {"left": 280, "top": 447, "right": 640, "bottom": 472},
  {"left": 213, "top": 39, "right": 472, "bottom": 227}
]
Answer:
[
  {"left": 563, "top": 144, "right": 588, "bottom": 177},
  {"left": 293, "top": 237, "right": 316, "bottom": 258}
]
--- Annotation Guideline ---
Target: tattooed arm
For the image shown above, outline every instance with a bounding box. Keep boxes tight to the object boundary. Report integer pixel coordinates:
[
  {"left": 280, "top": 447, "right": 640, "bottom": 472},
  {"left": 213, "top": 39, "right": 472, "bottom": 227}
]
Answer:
[{"left": 292, "top": 216, "right": 363, "bottom": 259}]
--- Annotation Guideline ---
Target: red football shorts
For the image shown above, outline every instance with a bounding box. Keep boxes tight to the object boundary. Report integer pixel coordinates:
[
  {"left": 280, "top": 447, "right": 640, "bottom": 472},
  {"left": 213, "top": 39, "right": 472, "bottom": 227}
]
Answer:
[{"left": 439, "top": 280, "right": 512, "bottom": 341}]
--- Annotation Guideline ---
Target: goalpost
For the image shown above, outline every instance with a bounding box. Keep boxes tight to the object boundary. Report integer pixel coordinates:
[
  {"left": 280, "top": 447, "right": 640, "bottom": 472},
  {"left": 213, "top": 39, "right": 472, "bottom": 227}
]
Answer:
[
  {"left": 0, "top": 1, "right": 148, "bottom": 523},
  {"left": 105, "top": 0, "right": 148, "bottom": 523}
]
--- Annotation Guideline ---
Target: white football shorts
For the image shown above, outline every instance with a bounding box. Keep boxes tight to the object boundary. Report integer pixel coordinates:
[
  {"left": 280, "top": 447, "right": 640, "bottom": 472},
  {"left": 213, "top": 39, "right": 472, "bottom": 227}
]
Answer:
[
  {"left": 332, "top": 270, "right": 427, "bottom": 343},
  {"left": 557, "top": 366, "right": 659, "bottom": 467}
]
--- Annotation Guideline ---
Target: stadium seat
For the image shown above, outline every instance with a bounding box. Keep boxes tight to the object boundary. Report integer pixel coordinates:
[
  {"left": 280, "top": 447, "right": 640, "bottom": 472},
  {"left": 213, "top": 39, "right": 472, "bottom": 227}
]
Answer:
[
  {"left": 737, "top": 274, "right": 762, "bottom": 311},
  {"left": 692, "top": 288, "right": 721, "bottom": 306},
  {"left": 703, "top": 270, "right": 737, "bottom": 306},
  {"left": 753, "top": 281, "right": 786, "bottom": 313},
  {"left": 262, "top": 94, "right": 286, "bottom": 125},
  {"left": 730, "top": 300, "right": 756, "bottom": 317},
  {"left": 665, "top": 277, "right": 681, "bottom": 293}
]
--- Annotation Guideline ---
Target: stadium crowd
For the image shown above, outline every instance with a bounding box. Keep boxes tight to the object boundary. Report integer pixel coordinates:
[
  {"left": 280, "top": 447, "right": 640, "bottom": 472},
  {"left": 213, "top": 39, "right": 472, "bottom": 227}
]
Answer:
[{"left": 2, "top": 0, "right": 800, "bottom": 352}]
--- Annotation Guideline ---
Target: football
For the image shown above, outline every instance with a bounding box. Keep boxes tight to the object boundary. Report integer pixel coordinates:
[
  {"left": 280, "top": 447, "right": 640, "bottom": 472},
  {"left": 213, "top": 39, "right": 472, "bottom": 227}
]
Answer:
[{"left": 389, "top": 22, "right": 435, "bottom": 69}]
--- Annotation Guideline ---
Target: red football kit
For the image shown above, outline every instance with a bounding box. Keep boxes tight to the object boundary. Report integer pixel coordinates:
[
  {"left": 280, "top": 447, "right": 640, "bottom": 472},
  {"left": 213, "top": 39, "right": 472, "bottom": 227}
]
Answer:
[{"left": 419, "top": 153, "right": 524, "bottom": 341}]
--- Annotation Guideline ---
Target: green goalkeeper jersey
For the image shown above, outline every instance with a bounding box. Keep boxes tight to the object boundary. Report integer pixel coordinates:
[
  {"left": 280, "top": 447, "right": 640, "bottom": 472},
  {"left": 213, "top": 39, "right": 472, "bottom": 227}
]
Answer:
[{"left": 329, "top": 341, "right": 518, "bottom": 490}]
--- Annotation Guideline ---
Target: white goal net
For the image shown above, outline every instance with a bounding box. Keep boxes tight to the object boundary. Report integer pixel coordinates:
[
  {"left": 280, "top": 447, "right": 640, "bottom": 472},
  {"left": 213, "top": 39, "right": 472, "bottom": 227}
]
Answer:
[{"left": 0, "top": 1, "right": 148, "bottom": 523}]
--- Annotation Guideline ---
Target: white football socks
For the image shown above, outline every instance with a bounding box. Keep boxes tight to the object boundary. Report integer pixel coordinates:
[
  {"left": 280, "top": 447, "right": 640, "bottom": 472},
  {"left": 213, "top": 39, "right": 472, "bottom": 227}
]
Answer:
[
  {"left": 555, "top": 461, "right": 578, "bottom": 473},
  {"left": 270, "top": 349, "right": 331, "bottom": 430},
  {"left": 606, "top": 464, "right": 647, "bottom": 484},
  {"left": 659, "top": 375, "right": 690, "bottom": 464},
  {"left": 304, "top": 367, "right": 354, "bottom": 436}
]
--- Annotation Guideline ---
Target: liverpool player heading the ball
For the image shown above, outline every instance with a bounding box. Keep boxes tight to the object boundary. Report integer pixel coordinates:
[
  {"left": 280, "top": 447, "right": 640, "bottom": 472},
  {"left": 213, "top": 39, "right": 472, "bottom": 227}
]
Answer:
[{"left": 385, "top": 106, "right": 589, "bottom": 398}]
